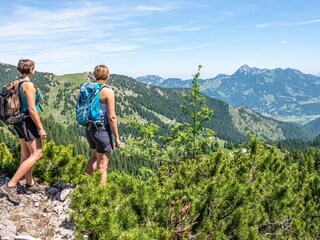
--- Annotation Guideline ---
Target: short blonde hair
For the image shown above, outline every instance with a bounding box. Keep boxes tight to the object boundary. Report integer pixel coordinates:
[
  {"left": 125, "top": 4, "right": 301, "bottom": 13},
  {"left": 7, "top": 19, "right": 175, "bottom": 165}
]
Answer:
[
  {"left": 17, "top": 59, "right": 35, "bottom": 74},
  {"left": 94, "top": 65, "right": 109, "bottom": 81}
]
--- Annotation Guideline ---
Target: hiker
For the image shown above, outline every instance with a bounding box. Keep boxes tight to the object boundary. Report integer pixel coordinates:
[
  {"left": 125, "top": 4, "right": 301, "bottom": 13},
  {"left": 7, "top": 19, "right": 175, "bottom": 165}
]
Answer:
[
  {"left": 82, "top": 65, "right": 122, "bottom": 186},
  {"left": 0, "top": 59, "right": 46, "bottom": 204}
]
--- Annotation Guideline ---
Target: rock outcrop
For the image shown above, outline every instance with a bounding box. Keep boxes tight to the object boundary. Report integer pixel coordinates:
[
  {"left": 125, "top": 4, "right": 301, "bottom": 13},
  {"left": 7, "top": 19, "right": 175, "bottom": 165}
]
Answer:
[{"left": 0, "top": 173, "right": 75, "bottom": 240}]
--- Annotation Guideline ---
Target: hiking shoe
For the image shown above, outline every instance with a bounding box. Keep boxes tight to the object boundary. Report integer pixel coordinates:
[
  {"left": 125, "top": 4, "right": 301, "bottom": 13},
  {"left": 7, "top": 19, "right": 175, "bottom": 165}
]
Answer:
[
  {"left": 25, "top": 182, "right": 45, "bottom": 194},
  {"left": 0, "top": 183, "right": 20, "bottom": 205}
]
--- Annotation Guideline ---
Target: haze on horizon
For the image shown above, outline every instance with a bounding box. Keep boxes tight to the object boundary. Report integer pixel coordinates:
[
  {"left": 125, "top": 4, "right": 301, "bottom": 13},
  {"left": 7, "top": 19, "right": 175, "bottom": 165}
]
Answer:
[{"left": 0, "top": 0, "right": 319, "bottom": 79}]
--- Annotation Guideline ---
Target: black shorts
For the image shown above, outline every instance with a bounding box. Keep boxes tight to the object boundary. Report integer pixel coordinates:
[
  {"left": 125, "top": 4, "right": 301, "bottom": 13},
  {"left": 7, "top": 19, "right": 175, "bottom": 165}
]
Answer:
[
  {"left": 14, "top": 117, "right": 40, "bottom": 142},
  {"left": 85, "top": 124, "right": 113, "bottom": 153}
]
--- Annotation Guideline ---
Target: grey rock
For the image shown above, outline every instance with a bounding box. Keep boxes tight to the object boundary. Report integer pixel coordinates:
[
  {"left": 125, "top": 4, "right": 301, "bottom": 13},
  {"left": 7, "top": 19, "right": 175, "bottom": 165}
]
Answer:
[
  {"left": 14, "top": 236, "right": 41, "bottom": 240},
  {"left": 59, "top": 228, "right": 74, "bottom": 238},
  {"left": 54, "top": 191, "right": 61, "bottom": 201},
  {"left": 0, "top": 173, "right": 76, "bottom": 239},
  {"left": 46, "top": 187, "right": 59, "bottom": 196},
  {"left": 83, "top": 234, "right": 91, "bottom": 240},
  {"left": 59, "top": 188, "right": 72, "bottom": 202},
  {"left": 52, "top": 181, "right": 62, "bottom": 188},
  {"left": 0, "top": 237, "right": 15, "bottom": 240}
]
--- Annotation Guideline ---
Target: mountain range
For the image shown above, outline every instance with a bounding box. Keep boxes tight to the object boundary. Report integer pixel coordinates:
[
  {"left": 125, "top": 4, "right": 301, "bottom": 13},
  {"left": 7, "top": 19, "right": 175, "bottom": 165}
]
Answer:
[
  {"left": 0, "top": 62, "right": 318, "bottom": 144},
  {"left": 136, "top": 65, "right": 320, "bottom": 118}
]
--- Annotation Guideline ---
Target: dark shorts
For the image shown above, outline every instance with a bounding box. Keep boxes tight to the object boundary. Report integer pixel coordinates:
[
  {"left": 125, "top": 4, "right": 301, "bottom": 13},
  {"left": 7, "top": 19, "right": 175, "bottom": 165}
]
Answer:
[
  {"left": 14, "top": 117, "right": 40, "bottom": 142},
  {"left": 85, "top": 124, "right": 114, "bottom": 153}
]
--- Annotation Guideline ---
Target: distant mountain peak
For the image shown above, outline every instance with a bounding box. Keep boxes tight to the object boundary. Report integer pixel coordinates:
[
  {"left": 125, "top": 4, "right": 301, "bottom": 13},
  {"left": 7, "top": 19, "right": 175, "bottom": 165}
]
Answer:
[
  {"left": 138, "top": 74, "right": 163, "bottom": 80},
  {"left": 136, "top": 75, "right": 164, "bottom": 84},
  {"left": 235, "top": 64, "right": 263, "bottom": 75},
  {"left": 239, "top": 64, "right": 251, "bottom": 70},
  {"left": 236, "top": 64, "right": 251, "bottom": 74},
  {"left": 215, "top": 73, "right": 230, "bottom": 79}
]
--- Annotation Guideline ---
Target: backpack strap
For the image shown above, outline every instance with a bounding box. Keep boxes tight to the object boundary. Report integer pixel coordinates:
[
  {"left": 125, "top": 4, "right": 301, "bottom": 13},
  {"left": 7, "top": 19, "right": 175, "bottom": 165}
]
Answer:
[
  {"left": 35, "top": 87, "right": 43, "bottom": 112},
  {"left": 18, "top": 80, "right": 32, "bottom": 96},
  {"left": 100, "top": 85, "right": 108, "bottom": 91},
  {"left": 18, "top": 80, "right": 28, "bottom": 92},
  {"left": 98, "top": 84, "right": 108, "bottom": 100},
  {"left": 18, "top": 80, "right": 28, "bottom": 112}
]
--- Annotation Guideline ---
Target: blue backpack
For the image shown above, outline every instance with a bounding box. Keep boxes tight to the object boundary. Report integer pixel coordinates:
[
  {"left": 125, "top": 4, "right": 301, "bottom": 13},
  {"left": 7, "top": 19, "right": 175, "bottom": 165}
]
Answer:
[{"left": 76, "top": 82, "right": 105, "bottom": 126}]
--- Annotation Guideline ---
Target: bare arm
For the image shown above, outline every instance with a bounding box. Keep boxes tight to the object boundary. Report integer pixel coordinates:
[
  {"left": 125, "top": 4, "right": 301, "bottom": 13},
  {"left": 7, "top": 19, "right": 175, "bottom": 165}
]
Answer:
[
  {"left": 101, "top": 87, "right": 122, "bottom": 148},
  {"left": 23, "top": 82, "right": 46, "bottom": 139}
]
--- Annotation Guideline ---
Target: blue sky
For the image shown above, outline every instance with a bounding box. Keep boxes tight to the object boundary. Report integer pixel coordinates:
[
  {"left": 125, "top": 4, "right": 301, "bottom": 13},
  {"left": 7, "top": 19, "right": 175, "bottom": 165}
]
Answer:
[{"left": 0, "top": 0, "right": 319, "bottom": 79}]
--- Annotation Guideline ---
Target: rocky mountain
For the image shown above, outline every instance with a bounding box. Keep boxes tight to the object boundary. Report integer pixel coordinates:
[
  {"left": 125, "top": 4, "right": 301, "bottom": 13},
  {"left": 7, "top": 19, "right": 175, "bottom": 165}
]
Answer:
[
  {"left": 0, "top": 63, "right": 314, "bottom": 143},
  {"left": 136, "top": 75, "right": 164, "bottom": 85},
  {"left": 136, "top": 65, "right": 320, "bottom": 118},
  {"left": 136, "top": 75, "right": 206, "bottom": 88}
]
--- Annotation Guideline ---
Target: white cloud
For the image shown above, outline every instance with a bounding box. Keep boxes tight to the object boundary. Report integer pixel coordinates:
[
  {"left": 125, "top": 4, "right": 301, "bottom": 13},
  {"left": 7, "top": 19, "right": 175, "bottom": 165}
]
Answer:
[
  {"left": 280, "top": 40, "right": 286, "bottom": 44},
  {"left": 134, "top": 5, "right": 170, "bottom": 12},
  {"left": 256, "top": 18, "right": 320, "bottom": 28},
  {"left": 163, "top": 26, "right": 205, "bottom": 32},
  {"left": 157, "top": 43, "right": 211, "bottom": 53}
]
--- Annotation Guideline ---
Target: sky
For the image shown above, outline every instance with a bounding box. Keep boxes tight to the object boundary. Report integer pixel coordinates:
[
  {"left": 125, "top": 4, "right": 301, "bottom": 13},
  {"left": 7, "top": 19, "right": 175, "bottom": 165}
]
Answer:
[{"left": 0, "top": 0, "right": 319, "bottom": 79}]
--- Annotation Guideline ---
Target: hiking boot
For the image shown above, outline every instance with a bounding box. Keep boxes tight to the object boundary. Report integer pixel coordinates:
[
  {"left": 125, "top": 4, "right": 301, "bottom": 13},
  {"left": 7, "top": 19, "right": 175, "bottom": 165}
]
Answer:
[
  {"left": 25, "top": 182, "right": 45, "bottom": 194},
  {"left": 0, "top": 183, "right": 20, "bottom": 205}
]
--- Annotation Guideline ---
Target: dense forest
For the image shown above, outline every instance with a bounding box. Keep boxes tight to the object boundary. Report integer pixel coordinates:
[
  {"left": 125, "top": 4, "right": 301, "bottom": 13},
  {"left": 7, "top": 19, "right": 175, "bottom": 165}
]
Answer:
[{"left": 0, "top": 66, "right": 319, "bottom": 239}]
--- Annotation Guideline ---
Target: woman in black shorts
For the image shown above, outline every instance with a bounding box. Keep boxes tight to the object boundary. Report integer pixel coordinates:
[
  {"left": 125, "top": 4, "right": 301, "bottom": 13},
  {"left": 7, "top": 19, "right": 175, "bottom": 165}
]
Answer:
[
  {"left": 85, "top": 65, "right": 122, "bottom": 186},
  {"left": 0, "top": 59, "right": 47, "bottom": 204}
]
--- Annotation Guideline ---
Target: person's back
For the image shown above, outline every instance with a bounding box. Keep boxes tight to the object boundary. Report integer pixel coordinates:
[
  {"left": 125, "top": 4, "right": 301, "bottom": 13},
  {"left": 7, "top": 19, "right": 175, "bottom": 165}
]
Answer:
[
  {"left": 82, "top": 65, "right": 122, "bottom": 186},
  {"left": 19, "top": 83, "right": 42, "bottom": 113},
  {"left": 0, "top": 59, "right": 47, "bottom": 205}
]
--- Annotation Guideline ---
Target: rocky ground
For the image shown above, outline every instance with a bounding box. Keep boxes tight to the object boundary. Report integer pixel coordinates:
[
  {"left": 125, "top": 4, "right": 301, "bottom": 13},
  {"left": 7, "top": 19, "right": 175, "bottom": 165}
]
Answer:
[{"left": 0, "top": 173, "right": 77, "bottom": 240}]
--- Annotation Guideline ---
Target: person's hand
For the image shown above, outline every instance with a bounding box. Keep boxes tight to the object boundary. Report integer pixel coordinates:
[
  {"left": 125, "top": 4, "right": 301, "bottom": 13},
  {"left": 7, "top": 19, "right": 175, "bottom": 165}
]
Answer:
[
  {"left": 39, "top": 129, "right": 47, "bottom": 140},
  {"left": 115, "top": 138, "right": 124, "bottom": 149}
]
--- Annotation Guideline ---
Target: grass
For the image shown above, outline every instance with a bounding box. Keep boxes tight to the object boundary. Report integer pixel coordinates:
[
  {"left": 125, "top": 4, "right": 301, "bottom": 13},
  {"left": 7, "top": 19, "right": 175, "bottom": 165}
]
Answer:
[
  {"left": 54, "top": 72, "right": 88, "bottom": 84},
  {"left": 41, "top": 73, "right": 88, "bottom": 124}
]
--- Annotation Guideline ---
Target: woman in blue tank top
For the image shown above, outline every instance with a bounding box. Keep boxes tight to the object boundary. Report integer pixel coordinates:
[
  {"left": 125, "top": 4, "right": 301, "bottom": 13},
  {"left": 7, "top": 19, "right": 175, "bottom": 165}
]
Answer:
[{"left": 0, "top": 59, "right": 47, "bottom": 205}]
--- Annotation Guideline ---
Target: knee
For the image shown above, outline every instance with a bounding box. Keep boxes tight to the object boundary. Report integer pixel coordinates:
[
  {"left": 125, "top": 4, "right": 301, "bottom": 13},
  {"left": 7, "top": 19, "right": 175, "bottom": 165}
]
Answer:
[
  {"left": 32, "top": 150, "right": 42, "bottom": 160},
  {"left": 98, "top": 161, "right": 108, "bottom": 171}
]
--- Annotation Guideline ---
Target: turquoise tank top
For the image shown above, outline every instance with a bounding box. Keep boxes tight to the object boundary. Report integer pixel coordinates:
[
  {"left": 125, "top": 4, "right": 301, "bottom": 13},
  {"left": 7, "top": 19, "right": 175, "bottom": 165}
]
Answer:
[{"left": 19, "top": 82, "right": 42, "bottom": 113}]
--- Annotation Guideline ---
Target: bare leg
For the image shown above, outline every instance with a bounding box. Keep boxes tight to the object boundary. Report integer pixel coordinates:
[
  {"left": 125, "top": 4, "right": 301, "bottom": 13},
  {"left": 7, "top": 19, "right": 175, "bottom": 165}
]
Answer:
[
  {"left": 96, "top": 152, "right": 110, "bottom": 186},
  {"left": 8, "top": 139, "right": 42, "bottom": 187},
  {"left": 85, "top": 150, "right": 98, "bottom": 175},
  {"left": 19, "top": 138, "right": 32, "bottom": 185}
]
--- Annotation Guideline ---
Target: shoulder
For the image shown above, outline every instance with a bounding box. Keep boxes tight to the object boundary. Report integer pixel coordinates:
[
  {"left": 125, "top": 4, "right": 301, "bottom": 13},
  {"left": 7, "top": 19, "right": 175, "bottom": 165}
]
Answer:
[
  {"left": 100, "top": 86, "right": 115, "bottom": 104},
  {"left": 21, "top": 81, "right": 35, "bottom": 91},
  {"left": 101, "top": 86, "right": 114, "bottom": 96}
]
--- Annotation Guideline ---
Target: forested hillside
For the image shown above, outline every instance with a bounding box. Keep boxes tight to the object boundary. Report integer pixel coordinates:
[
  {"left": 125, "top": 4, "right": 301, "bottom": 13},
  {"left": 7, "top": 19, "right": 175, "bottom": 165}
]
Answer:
[
  {"left": 0, "top": 63, "right": 314, "bottom": 145},
  {"left": 303, "top": 117, "right": 320, "bottom": 136},
  {"left": 0, "top": 62, "right": 51, "bottom": 93}
]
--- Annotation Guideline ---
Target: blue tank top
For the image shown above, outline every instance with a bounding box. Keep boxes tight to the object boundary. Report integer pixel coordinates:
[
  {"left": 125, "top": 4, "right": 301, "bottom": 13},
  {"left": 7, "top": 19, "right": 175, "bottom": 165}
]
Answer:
[{"left": 19, "top": 82, "right": 42, "bottom": 113}]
